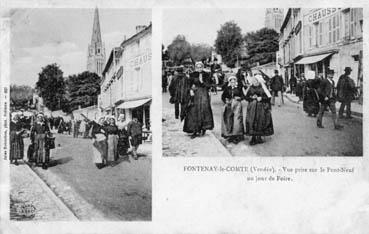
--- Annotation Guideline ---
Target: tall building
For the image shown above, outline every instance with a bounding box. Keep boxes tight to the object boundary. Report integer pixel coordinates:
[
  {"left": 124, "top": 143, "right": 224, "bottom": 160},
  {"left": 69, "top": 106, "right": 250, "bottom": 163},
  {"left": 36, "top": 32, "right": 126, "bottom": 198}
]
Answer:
[
  {"left": 87, "top": 7, "right": 106, "bottom": 77},
  {"left": 265, "top": 8, "right": 284, "bottom": 32}
]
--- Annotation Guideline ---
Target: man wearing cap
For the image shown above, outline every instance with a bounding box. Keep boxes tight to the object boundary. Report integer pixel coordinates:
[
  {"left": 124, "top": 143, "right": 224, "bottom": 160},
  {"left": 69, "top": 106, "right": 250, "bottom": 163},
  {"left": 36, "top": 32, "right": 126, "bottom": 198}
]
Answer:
[
  {"left": 317, "top": 69, "right": 343, "bottom": 130},
  {"left": 337, "top": 67, "right": 356, "bottom": 119},
  {"left": 269, "top": 70, "right": 284, "bottom": 107}
]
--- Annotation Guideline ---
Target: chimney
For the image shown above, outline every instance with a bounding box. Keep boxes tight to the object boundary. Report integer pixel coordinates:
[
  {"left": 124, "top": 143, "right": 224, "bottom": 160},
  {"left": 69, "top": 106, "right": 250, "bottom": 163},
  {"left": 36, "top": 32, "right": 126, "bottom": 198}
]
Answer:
[
  {"left": 135, "top": 25, "right": 146, "bottom": 34},
  {"left": 123, "top": 35, "right": 126, "bottom": 41}
]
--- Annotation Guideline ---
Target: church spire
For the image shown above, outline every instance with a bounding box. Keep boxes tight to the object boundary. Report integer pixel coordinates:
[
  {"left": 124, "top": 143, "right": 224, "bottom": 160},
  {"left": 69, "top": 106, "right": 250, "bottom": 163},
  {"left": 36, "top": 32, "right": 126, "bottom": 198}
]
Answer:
[
  {"left": 91, "top": 7, "right": 102, "bottom": 44},
  {"left": 87, "top": 7, "right": 105, "bottom": 77}
]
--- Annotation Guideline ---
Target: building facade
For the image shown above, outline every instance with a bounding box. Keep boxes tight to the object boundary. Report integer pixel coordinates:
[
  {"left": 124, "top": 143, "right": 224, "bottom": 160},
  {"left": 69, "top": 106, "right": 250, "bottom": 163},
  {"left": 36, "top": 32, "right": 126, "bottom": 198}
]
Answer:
[
  {"left": 87, "top": 8, "right": 106, "bottom": 77},
  {"left": 279, "top": 8, "right": 363, "bottom": 87},
  {"left": 265, "top": 8, "right": 284, "bottom": 32},
  {"left": 100, "top": 24, "right": 152, "bottom": 128}
]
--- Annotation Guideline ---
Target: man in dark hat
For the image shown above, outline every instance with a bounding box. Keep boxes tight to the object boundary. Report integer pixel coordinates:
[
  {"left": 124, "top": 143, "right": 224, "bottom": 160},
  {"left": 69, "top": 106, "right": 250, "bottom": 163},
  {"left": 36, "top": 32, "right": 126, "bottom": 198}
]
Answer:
[
  {"left": 168, "top": 65, "right": 191, "bottom": 120},
  {"left": 337, "top": 67, "right": 356, "bottom": 119},
  {"left": 317, "top": 69, "right": 343, "bottom": 130},
  {"left": 270, "top": 70, "right": 284, "bottom": 107}
]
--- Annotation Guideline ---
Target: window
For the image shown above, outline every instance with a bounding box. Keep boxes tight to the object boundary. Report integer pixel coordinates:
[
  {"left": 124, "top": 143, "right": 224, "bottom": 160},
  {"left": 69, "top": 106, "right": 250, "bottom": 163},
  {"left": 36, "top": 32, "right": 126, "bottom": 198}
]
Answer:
[
  {"left": 309, "top": 26, "right": 312, "bottom": 48},
  {"left": 299, "top": 31, "right": 302, "bottom": 53},
  {"left": 350, "top": 8, "right": 356, "bottom": 37},
  {"left": 319, "top": 22, "right": 323, "bottom": 45},
  {"left": 328, "top": 18, "right": 332, "bottom": 43},
  {"left": 329, "top": 14, "right": 340, "bottom": 43}
]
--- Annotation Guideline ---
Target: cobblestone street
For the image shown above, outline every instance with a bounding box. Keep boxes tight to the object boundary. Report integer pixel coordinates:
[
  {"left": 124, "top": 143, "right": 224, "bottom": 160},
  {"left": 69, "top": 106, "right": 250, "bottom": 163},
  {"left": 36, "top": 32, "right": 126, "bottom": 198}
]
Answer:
[
  {"left": 10, "top": 135, "right": 152, "bottom": 221},
  {"left": 163, "top": 91, "right": 363, "bottom": 157}
]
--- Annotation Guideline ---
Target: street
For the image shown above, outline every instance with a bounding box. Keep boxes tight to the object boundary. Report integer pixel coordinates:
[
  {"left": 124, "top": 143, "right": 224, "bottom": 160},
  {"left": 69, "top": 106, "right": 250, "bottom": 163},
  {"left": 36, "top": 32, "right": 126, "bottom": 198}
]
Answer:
[
  {"left": 163, "top": 91, "right": 362, "bottom": 156},
  {"left": 12, "top": 134, "right": 152, "bottom": 221}
]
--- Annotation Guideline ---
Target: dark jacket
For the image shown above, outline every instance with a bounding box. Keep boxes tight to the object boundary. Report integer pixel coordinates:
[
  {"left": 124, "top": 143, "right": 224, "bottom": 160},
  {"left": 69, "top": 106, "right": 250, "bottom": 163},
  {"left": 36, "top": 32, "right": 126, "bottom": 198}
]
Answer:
[
  {"left": 169, "top": 72, "right": 191, "bottom": 104},
  {"left": 270, "top": 75, "right": 284, "bottom": 91},
  {"left": 337, "top": 74, "right": 356, "bottom": 102},
  {"left": 318, "top": 78, "right": 336, "bottom": 103}
]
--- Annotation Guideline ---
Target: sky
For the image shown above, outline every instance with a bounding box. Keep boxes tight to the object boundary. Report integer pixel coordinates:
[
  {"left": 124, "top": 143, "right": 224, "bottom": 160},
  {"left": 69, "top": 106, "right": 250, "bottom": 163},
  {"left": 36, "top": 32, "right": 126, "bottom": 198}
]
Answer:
[
  {"left": 163, "top": 8, "right": 267, "bottom": 47},
  {"left": 9, "top": 8, "right": 151, "bottom": 86}
]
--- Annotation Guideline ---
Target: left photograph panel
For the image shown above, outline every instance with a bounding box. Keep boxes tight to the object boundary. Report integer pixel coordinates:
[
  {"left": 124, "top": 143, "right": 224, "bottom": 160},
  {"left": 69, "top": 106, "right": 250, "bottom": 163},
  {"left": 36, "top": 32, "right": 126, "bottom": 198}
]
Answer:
[{"left": 8, "top": 8, "right": 152, "bottom": 221}]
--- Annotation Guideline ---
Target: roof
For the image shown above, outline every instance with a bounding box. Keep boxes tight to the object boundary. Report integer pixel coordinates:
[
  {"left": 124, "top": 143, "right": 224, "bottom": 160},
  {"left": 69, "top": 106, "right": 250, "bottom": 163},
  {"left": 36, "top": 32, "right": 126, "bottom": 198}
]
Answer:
[
  {"left": 102, "top": 47, "right": 121, "bottom": 77},
  {"left": 280, "top": 8, "right": 292, "bottom": 33},
  {"left": 120, "top": 23, "right": 152, "bottom": 48}
]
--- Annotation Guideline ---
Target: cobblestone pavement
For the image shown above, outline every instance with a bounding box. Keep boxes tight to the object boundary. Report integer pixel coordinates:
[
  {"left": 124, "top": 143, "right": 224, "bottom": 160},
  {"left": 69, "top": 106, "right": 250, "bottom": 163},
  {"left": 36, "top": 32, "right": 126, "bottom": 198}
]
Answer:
[
  {"left": 15, "top": 136, "right": 152, "bottom": 221},
  {"left": 10, "top": 163, "right": 77, "bottom": 221},
  {"left": 162, "top": 93, "right": 231, "bottom": 157}
]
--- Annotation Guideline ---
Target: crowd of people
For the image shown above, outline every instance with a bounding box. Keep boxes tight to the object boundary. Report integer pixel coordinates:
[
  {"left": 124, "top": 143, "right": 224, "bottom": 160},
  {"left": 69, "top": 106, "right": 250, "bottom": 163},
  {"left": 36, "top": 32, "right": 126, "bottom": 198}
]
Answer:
[
  {"left": 166, "top": 59, "right": 358, "bottom": 146},
  {"left": 9, "top": 111, "right": 144, "bottom": 170},
  {"left": 293, "top": 67, "right": 357, "bottom": 129},
  {"left": 167, "top": 61, "right": 275, "bottom": 145}
]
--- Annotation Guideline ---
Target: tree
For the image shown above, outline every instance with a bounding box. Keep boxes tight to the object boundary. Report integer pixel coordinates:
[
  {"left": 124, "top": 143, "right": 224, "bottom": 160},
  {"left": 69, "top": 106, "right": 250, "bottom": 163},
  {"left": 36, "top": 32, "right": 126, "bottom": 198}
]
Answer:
[
  {"left": 67, "top": 71, "right": 101, "bottom": 111},
  {"left": 36, "top": 63, "right": 66, "bottom": 111},
  {"left": 167, "top": 35, "right": 191, "bottom": 65},
  {"left": 10, "top": 85, "right": 34, "bottom": 110},
  {"left": 190, "top": 43, "right": 213, "bottom": 62},
  {"left": 214, "top": 21, "right": 243, "bottom": 68},
  {"left": 244, "top": 27, "right": 279, "bottom": 67}
]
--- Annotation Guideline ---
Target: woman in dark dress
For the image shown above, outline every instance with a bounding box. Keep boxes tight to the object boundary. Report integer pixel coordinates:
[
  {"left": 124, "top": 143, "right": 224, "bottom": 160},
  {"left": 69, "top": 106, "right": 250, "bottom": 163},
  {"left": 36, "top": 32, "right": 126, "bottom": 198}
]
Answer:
[
  {"left": 116, "top": 114, "right": 130, "bottom": 157},
  {"left": 183, "top": 61, "right": 214, "bottom": 138},
  {"left": 244, "top": 74, "right": 274, "bottom": 145},
  {"left": 303, "top": 75, "right": 321, "bottom": 117},
  {"left": 90, "top": 116, "right": 108, "bottom": 169},
  {"left": 104, "top": 116, "right": 119, "bottom": 164},
  {"left": 30, "top": 113, "right": 51, "bottom": 169},
  {"left": 10, "top": 114, "right": 26, "bottom": 165},
  {"left": 221, "top": 75, "right": 244, "bottom": 143},
  {"left": 295, "top": 73, "right": 305, "bottom": 102}
]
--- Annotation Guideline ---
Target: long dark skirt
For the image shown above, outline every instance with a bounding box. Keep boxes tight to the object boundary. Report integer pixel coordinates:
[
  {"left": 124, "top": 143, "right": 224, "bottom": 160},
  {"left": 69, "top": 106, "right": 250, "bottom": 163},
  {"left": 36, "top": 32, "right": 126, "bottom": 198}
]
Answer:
[
  {"left": 296, "top": 83, "right": 304, "bottom": 99},
  {"left": 245, "top": 100, "right": 274, "bottom": 136},
  {"left": 183, "top": 87, "right": 214, "bottom": 133},
  {"left": 33, "top": 134, "right": 49, "bottom": 164},
  {"left": 221, "top": 99, "right": 244, "bottom": 138},
  {"left": 10, "top": 131, "right": 24, "bottom": 161},
  {"left": 118, "top": 131, "right": 130, "bottom": 155},
  {"left": 303, "top": 88, "right": 320, "bottom": 115}
]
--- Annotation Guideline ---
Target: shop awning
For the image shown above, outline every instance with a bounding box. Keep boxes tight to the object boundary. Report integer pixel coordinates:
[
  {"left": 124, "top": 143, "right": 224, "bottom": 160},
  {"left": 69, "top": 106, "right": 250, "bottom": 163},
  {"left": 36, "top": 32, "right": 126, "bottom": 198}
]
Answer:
[
  {"left": 117, "top": 98, "right": 151, "bottom": 109},
  {"left": 295, "top": 53, "right": 333, "bottom": 65}
]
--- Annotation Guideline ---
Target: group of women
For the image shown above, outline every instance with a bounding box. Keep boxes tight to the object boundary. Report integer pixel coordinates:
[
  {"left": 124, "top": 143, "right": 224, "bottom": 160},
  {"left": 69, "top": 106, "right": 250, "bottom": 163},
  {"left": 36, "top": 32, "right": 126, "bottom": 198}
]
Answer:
[
  {"left": 10, "top": 112, "right": 54, "bottom": 169},
  {"left": 180, "top": 61, "right": 274, "bottom": 145},
  {"left": 10, "top": 111, "right": 142, "bottom": 170},
  {"left": 89, "top": 114, "right": 142, "bottom": 169}
]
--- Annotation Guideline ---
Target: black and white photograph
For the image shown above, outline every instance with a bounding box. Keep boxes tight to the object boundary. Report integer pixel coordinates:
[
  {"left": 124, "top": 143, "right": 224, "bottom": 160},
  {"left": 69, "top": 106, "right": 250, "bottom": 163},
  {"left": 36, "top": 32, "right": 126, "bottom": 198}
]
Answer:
[
  {"left": 162, "top": 8, "right": 363, "bottom": 157},
  {"left": 7, "top": 8, "right": 152, "bottom": 221}
]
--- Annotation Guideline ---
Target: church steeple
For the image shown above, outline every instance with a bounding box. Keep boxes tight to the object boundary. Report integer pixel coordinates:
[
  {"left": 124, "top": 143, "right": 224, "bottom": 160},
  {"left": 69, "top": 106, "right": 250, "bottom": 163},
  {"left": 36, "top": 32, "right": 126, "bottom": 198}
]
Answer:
[
  {"left": 87, "top": 7, "right": 105, "bottom": 77},
  {"left": 91, "top": 7, "right": 102, "bottom": 44}
]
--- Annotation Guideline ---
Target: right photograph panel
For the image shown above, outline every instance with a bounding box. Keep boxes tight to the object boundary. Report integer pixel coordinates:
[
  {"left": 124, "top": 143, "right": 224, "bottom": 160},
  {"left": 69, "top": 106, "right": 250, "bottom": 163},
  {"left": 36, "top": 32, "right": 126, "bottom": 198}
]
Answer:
[{"left": 162, "top": 8, "right": 363, "bottom": 157}]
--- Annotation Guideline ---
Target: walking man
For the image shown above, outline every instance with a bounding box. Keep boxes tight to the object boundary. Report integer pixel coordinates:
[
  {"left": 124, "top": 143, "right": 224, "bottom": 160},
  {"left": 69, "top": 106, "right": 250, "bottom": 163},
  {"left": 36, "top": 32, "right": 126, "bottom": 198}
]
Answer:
[
  {"left": 317, "top": 69, "right": 343, "bottom": 130},
  {"left": 168, "top": 65, "right": 191, "bottom": 120},
  {"left": 127, "top": 117, "right": 143, "bottom": 160},
  {"left": 337, "top": 67, "right": 356, "bottom": 119},
  {"left": 270, "top": 70, "right": 284, "bottom": 107}
]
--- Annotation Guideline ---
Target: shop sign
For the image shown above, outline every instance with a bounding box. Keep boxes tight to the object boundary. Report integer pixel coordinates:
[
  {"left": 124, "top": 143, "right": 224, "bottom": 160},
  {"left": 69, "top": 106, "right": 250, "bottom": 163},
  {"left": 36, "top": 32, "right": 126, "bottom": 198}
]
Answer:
[
  {"left": 294, "top": 21, "right": 302, "bottom": 35},
  {"left": 307, "top": 8, "right": 339, "bottom": 24},
  {"left": 116, "top": 66, "right": 123, "bottom": 79},
  {"left": 129, "top": 51, "right": 152, "bottom": 68}
]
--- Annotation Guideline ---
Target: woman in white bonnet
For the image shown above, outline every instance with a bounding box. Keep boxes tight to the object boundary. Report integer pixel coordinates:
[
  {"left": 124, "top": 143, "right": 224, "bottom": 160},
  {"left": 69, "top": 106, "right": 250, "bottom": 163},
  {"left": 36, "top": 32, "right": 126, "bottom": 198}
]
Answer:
[
  {"left": 221, "top": 75, "right": 244, "bottom": 143},
  {"left": 244, "top": 73, "right": 274, "bottom": 145},
  {"left": 183, "top": 61, "right": 214, "bottom": 138}
]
